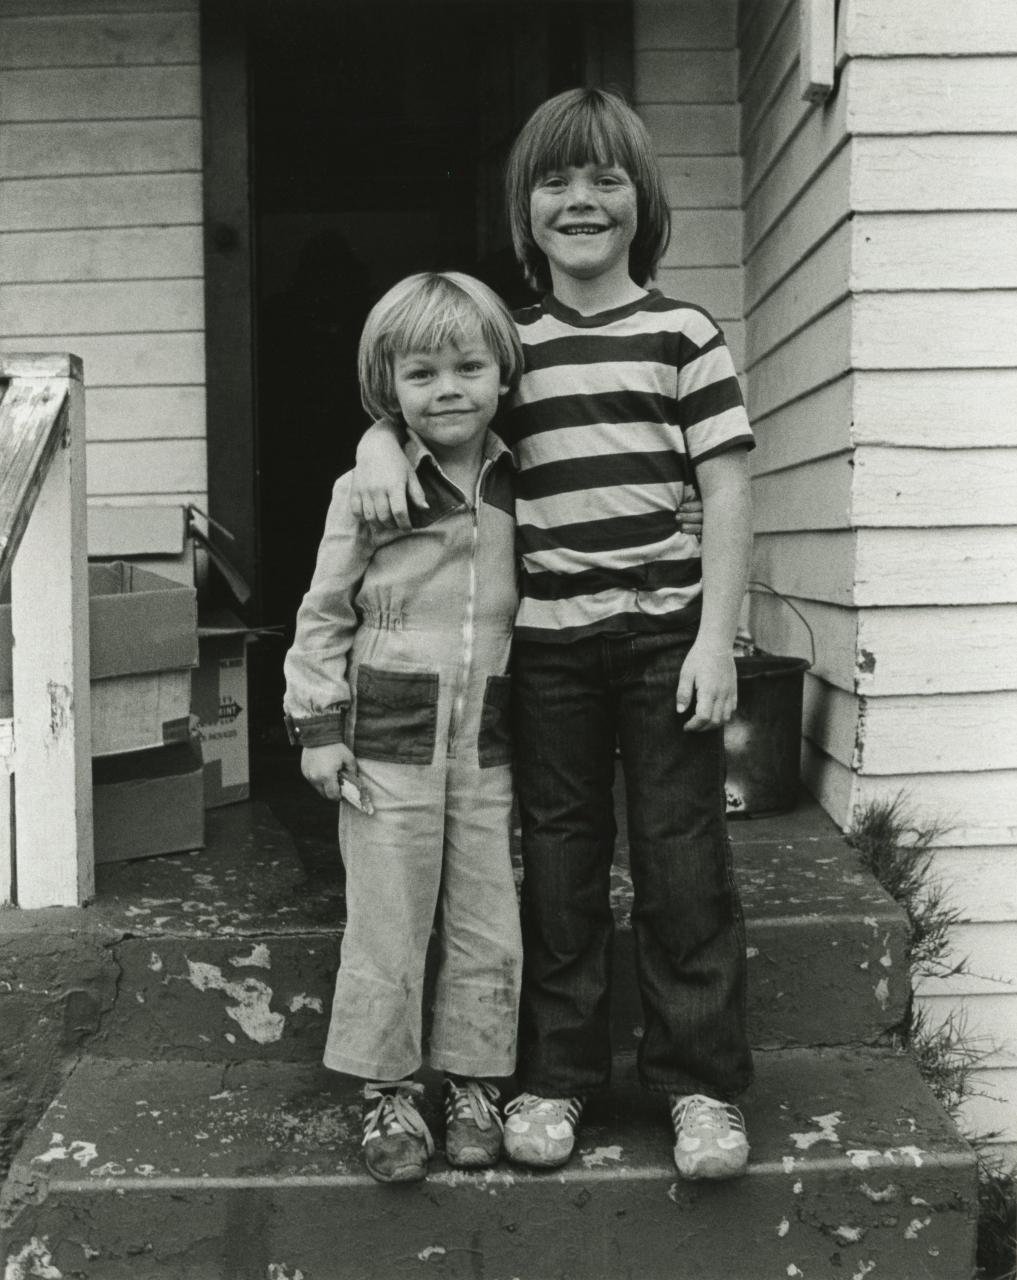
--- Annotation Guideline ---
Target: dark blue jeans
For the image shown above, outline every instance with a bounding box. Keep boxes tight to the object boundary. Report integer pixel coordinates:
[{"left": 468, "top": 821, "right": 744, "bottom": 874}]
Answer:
[{"left": 512, "top": 632, "right": 753, "bottom": 1100}]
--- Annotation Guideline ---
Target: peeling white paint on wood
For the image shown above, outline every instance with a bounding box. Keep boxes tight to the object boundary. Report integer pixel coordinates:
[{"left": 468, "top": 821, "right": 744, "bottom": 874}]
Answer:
[
  {"left": 852, "top": 212, "right": 1017, "bottom": 291},
  {"left": 853, "top": 292, "right": 1017, "bottom": 370},
  {"left": 853, "top": 135, "right": 1017, "bottom": 211},
  {"left": 852, "top": 369, "right": 1017, "bottom": 450},
  {"left": 853, "top": 447, "right": 1017, "bottom": 528},
  {"left": 845, "top": 56, "right": 1017, "bottom": 134},
  {"left": 844, "top": 0, "right": 1017, "bottom": 55}
]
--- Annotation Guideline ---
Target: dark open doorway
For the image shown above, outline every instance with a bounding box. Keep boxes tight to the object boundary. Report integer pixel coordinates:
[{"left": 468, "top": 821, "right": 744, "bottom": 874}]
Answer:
[{"left": 202, "top": 0, "right": 632, "bottom": 733}]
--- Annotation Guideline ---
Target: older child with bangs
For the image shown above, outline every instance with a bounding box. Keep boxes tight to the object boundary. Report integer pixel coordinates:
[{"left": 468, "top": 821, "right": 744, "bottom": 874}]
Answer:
[
  {"left": 353, "top": 89, "right": 756, "bottom": 1181},
  {"left": 283, "top": 271, "right": 524, "bottom": 1184}
]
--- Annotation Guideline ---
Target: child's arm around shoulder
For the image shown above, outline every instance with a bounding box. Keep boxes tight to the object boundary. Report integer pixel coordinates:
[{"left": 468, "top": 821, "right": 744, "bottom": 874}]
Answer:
[
  {"left": 351, "top": 419, "right": 429, "bottom": 530},
  {"left": 675, "top": 447, "right": 752, "bottom": 732}
]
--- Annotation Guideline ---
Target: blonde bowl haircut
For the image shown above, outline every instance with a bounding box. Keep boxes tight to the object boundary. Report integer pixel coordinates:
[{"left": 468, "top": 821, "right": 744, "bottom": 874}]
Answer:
[
  {"left": 358, "top": 271, "right": 524, "bottom": 423},
  {"left": 505, "top": 87, "right": 671, "bottom": 293}
]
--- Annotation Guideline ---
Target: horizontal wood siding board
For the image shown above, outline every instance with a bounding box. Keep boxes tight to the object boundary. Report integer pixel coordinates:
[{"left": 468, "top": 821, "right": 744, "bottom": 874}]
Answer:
[
  {"left": 745, "top": 223, "right": 851, "bottom": 363},
  {"left": 852, "top": 212, "right": 1017, "bottom": 291},
  {"left": 0, "top": 0, "right": 197, "bottom": 13},
  {"left": 636, "top": 0, "right": 736, "bottom": 50},
  {"left": 913, "top": 923, "right": 1017, "bottom": 997},
  {"left": 853, "top": 369, "right": 1017, "bottom": 449},
  {"left": 845, "top": 0, "right": 1017, "bottom": 55},
  {"left": 846, "top": 57, "right": 1017, "bottom": 135},
  {"left": 635, "top": 50, "right": 737, "bottom": 102},
  {"left": 0, "top": 175, "right": 202, "bottom": 231},
  {"left": 852, "top": 135, "right": 1017, "bottom": 211},
  {"left": 856, "top": 606, "right": 1017, "bottom": 696},
  {"left": 1, "top": 280, "right": 203, "bottom": 335},
  {"left": 853, "top": 292, "right": 1017, "bottom": 370},
  {"left": 746, "top": 298, "right": 851, "bottom": 419},
  {"left": 918, "top": 850, "right": 1017, "bottom": 924},
  {"left": 86, "top": 386, "right": 206, "bottom": 441},
  {"left": 957, "top": 1072, "right": 1017, "bottom": 1150},
  {"left": 739, "top": 0, "right": 794, "bottom": 94},
  {"left": 1, "top": 119, "right": 201, "bottom": 178},
  {"left": 0, "top": 333, "right": 205, "bottom": 387},
  {"left": 87, "top": 438, "right": 206, "bottom": 495},
  {"left": 752, "top": 454, "right": 854, "bottom": 534},
  {"left": 661, "top": 210, "right": 742, "bottom": 266},
  {"left": 750, "top": 375, "right": 853, "bottom": 474},
  {"left": 747, "top": 592, "right": 856, "bottom": 690},
  {"left": 744, "top": 148, "right": 851, "bottom": 312},
  {"left": 854, "top": 447, "right": 1017, "bottom": 528},
  {"left": 917, "top": 995, "right": 1017, "bottom": 1071},
  {"left": 740, "top": 0, "right": 797, "bottom": 146},
  {"left": 660, "top": 155, "right": 741, "bottom": 207},
  {"left": 1, "top": 226, "right": 203, "bottom": 282},
  {"left": 0, "top": 65, "right": 200, "bottom": 122},
  {"left": 753, "top": 528, "right": 1017, "bottom": 607},
  {"left": 0, "top": 12, "right": 198, "bottom": 67},
  {"left": 640, "top": 103, "right": 739, "bottom": 154},
  {"left": 653, "top": 268, "right": 742, "bottom": 320}
]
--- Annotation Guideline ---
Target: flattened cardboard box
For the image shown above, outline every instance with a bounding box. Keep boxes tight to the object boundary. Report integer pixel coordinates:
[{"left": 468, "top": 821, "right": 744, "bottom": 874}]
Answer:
[
  {"left": 0, "top": 562, "right": 198, "bottom": 756},
  {"left": 93, "top": 737, "right": 205, "bottom": 863},
  {"left": 192, "top": 611, "right": 255, "bottom": 808}
]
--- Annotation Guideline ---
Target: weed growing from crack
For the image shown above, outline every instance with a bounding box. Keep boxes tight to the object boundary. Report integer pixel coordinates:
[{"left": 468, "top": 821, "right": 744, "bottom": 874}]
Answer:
[{"left": 847, "top": 793, "right": 1016, "bottom": 1280}]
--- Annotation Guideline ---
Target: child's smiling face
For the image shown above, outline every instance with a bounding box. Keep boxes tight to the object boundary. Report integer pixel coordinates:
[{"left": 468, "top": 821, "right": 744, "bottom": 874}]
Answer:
[
  {"left": 392, "top": 339, "right": 507, "bottom": 466},
  {"left": 530, "top": 162, "right": 638, "bottom": 290}
]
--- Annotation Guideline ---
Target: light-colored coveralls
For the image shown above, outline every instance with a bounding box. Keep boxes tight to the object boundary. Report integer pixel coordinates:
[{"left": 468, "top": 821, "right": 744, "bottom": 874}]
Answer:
[{"left": 283, "top": 432, "right": 522, "bottom": 1081}]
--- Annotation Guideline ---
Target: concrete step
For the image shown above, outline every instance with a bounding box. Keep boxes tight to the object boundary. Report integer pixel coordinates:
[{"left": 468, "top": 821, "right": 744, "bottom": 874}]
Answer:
[
  {"left": 1, "top": 1048, "right": 976, "bottom": 1280},
  {"left": 87, "top": 802, "right": 907, "bottom": 1063}
]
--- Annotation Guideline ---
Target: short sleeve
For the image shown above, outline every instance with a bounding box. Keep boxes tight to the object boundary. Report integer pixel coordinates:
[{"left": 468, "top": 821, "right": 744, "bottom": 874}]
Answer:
[{"left": 676, "top": 312, "right": 754, "bottom": 466}]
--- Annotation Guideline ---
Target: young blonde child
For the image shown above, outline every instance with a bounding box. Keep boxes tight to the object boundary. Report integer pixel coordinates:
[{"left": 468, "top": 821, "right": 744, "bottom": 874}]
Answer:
[
  {"left": 353, "top": 89, "right": 755, "bottom": 1181},
  {"left": 283, "top": 271, "right": 524, "bottom": 1183}
]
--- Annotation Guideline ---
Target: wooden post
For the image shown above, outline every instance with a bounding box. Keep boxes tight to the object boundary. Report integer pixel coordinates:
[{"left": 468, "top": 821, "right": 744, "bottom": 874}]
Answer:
[{"left": 8, "top": 359, "right": 93, "bottom": 907}]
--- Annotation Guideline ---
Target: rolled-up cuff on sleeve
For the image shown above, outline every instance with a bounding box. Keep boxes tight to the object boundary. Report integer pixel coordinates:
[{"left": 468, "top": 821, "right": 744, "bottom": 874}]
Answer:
[{"left": 283, "top": 710, "right": 347, "bottom": 748}]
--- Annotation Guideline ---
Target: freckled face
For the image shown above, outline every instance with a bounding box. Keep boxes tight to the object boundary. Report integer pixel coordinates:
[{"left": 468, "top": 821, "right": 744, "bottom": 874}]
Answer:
[
  {"left": 392, "top": 341, "right": 507, "bottom": 465},
  {"left": 530, "top": 162, "right": 639, "bottom": 288}
]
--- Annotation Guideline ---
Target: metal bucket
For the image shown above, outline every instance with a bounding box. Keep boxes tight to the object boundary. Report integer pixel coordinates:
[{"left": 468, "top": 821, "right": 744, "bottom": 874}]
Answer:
[{"left": 724, "top": 585, "right": 814, "bottom": 818}]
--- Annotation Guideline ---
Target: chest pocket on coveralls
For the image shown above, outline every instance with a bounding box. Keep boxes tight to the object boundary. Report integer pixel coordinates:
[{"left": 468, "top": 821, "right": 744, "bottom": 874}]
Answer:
[
  {"left": 353, "top": 665, "right": 439, "bottom": 765},
  {"left": 478, "top": 675, "right": 512, "bottom": 768}
]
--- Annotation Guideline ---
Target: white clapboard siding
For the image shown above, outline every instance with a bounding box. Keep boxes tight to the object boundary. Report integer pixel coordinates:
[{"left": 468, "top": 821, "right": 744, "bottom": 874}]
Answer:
[
  {"left": 654, "top": 268, "right": 742, "bottom": 320},
  {"left": 87, "top": 439, "right": 206, "bottom": 496},
  {"left": 2, "top": 281, "right": 203, "bottom": 335},
  {"left": 86, "top": 387, "right": 206, "bottom": 441},
  {"left": 853, "top": 369, "right": 1017, "bottom": 449},
  {"left": 752, "top": 453, "right": 853, "bottom": 533},
  {"left": 852, "top": 212, "right": 1017, "bottom": 291},
  {"left": 740, "top": 1, "right": 797, "bottom": 142},
  {"left": 746, "top": 298, "right": 851, "bottom": 419},
  {"left": 0, "top": 175, "right": 202, "bottom": 231},
  {"left": 636, "top": 51, "right": 737, "bottom": 103},
  {"left": 957, "top": 1074, "right": 1017, "bottom": 1155},
  {"left": 852, "top": 135, "right": 1017, "bottom": 212},
  {"left": 844, "top": 0, "right": 1017, "bottom": 56},
  {"left": 917, "top": 995, "right": 1017, "bottom": 1061},
  {"left": 2, "top": 227, "right": 203, "bottom": 283},
  {"left": 845, "top": 57, "right": 1017, "bottom": 135},
  {"left": 919, "top": 851, "right": 1017, "bottom": 925},
  {"left": 641, "top": 105, "right": 740, "bottom": 156},
  {"left": 745, "top": 222, "right": 851, "bottom": 364},
  {"left": 659, "top": 156, "right": 741, "bottom": 207},
  {"left": 0, "top": 65, "right": 200, "bottom": 120},
  {"left": 661, "top": 211, "right": 742, "bottom": 267},
  {"left": 853, "top": 293, "right": 1017, "bottom": 370},
  {"left": 0, "top": 0, "right": 197, "bottom": 14},
  {"left": 751, "top": 375, "right": 853, "bottom": 474},
  {"left": 1, "top": 120, "right": 202, "bottom": 178},
  {"left": 0, "top": 333, "right": 205, "bottom": 387},
  {"left": 853, "top": 448, "right": 1017, "bottom": 528},
  {"left": 747, "top": 593, "right": 855, "bottom": 687},
  {"left": 855, "top": 607, "right": 1017, "bottom": 696},
  {"left": 753, "top": 531, "right": 858, "bottom": 607},
  {"left": 739, "top": 0, "right": 795, "bottom": 95},
  {"left": 913, "top": 924, "right": 1017, "bottom": 998},
  {"left": 0, "top": 11, "right": 198, "bottom": 66},
  {"left": 636, "top": 0, "right": 736, "bottom": 50}
]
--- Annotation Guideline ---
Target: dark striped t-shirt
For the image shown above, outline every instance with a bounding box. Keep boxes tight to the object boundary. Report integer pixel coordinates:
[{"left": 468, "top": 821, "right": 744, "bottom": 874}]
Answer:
[{"left": 505, "top": 289, "right": 754, "bottom": 643}]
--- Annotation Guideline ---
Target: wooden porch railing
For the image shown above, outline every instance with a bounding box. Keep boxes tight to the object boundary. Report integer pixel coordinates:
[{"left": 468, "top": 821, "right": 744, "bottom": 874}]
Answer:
[{"left": 0, "top": 354, "right": 93, "bottom": 908}]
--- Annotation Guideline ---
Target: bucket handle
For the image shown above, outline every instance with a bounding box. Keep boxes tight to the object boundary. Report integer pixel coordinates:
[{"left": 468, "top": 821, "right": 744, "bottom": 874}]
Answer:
[{"left": 747, "top": 581, "right": 816, "bottom": 668}]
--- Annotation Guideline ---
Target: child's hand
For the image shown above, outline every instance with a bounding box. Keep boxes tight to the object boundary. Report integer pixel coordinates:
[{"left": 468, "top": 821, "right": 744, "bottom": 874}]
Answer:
[
  {"left": 675, "top": 642, "right": 737, "bottom": 731},
  {"left": 350, "top": 422, "right": 428, "bottom": 531},
  {"left": 676, "top": 487, "right": 703, "bottom": 538},
  {"left": 301, "top": 743, "right": 359, "bottom": 801}
]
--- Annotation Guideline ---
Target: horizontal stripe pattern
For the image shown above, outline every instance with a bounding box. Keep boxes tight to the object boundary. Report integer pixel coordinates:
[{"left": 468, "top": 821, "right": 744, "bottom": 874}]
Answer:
[{"left": 511, "top": 290, "right": 752, "bottom": 642}]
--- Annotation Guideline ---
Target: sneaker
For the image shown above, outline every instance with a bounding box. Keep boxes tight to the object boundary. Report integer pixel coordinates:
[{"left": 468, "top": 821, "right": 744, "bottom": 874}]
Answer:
[
  {"left": 503, "top": 1093, "right": 583, "bottom": 1168},
  {"left": 669, "top": 1093, "right": 749, "bottom": 1180},
  {"left": 361, "top": 1080, "right": 435, "bottom": 1183},
  {"left": 443, "top": 1077, "right": 504, "bottom": 1168}
]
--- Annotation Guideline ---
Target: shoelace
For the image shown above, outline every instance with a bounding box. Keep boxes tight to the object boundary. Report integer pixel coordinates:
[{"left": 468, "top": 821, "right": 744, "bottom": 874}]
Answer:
[
  {"left": 670, "top": 1094, "right": 746, "bottom": 1134},
  {"left": 504, "top": 1092, "right": 583, "bottom": 1125},
  {"left": 362, "top": 1080, "right": 435, "bottom": 1154},
  {"left": 445, "top": 1078, "right": 504, "bottom": 1133}
]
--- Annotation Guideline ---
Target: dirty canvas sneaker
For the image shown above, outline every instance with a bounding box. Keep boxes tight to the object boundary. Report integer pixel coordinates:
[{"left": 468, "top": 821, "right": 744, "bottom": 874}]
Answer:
[
  {"left": 443, "top": 1076, "right": 504, "bottom": 1168},
  {"left": 669, "top": 1093, "right": 749, "bottom": 1179},
  {"left": 362, "top": 1080, "right": 435, "bottom": 1183},
  {"left": 503, "top": 1093, "right": 583, "bottom": 1168}
]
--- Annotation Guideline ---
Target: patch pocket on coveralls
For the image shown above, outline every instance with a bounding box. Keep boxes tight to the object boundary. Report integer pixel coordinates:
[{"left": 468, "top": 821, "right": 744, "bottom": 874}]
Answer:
[
  {"left": 478, "top": 675, "right": 512, "bottom": 768},
  {"left": 353, "top": 665, "right": 439, "bottom": 765}
]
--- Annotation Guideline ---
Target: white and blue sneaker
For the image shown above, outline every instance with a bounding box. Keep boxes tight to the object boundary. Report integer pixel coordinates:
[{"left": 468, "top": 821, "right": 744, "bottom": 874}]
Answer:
[{"left": 669, "top": 1093, "right": 749, "bottom": 1179}]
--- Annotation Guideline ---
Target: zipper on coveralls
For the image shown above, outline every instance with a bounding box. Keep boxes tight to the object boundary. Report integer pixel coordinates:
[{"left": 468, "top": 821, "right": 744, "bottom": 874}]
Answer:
[{"left": 447, "top": 459, "right": 491, "bottom": 753}]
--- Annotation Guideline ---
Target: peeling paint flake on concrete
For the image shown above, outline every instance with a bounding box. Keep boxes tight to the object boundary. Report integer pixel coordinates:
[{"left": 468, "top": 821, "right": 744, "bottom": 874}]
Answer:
[
  {"left": 31, "top": 1134, "right": 98, "bottom": 1169},
  {"left": 288, "top": 994, "right": 324, "bottom": 1014},
  {"left": 786, "top": 1266, "right": 804, "bottom": 1277},
  {"left": 873, "top": 977, "right": 890, "bottom": 1009},
  {"left": 4, "top": 1236, "right": 63, "bottom": 1280},
  {"left": 834, "top": 1225, "right": 865, "bottom": 1244},
  {"left": 859, "top": 1181, "right": 898, "bottom": 1202},
  {"left": 418, "top": 1246, "right": 447, "bottom": 1262},
  {"left": 229, "top": 943, "right": 271, "bottom": 970},
  {"left": 581, "top": 1145, "right": 623, "bottom": 1169},
  {"left": 904, "top": 1216, "right": 932, "bottom": 1239},
  {"left": 777, "top": 1217, "right": 790, "bottom": 1237},
  {"left": 789, "top": 1110, "right": 842, "bottom": 1150},
  {"left": 847, "top": 1146, "right": 927, "bottom": 1171},
  {"left": 851, "top": 1263, "right": 876, "bottom": 1280},
  {"left": 781, "top": 1156, "right": 797, "bottom": 1173},
  {"left": 267, "top": 1266, "right": 305, "bottom": 1280},
  {"left": 186, "top": 959, "right": 285, "bottom": 1043},
  {"left": 147, "top": 952, "right": 163, "bottom": 973}
]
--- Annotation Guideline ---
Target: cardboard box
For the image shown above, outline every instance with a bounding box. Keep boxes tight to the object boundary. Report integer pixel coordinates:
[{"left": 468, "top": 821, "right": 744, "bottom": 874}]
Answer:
[
  {"left": 0, "top": 562, "right": 198, "bottom": 757},
  {"left": 192, "top": 611, "right": 254, "bottom": 808},
  {"left": 93, "top": 737, "right": 205, "bottom": 863}
]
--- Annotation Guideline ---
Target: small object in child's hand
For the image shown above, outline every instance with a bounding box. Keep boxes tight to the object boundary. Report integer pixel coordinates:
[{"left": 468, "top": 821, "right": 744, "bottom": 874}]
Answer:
[{"left": 338, "top": 769, "right": 374, "bottom": 815}]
